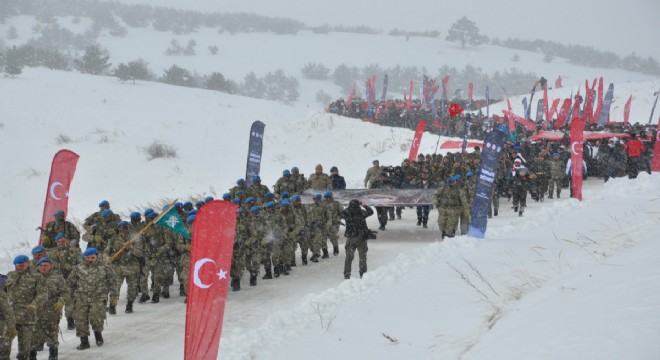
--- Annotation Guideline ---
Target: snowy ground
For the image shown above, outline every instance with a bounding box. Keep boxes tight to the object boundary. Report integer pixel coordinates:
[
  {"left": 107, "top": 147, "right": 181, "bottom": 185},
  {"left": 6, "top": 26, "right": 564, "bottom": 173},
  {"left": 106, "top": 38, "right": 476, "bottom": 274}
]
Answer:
[{"left": 1, "top": 69, "right": 659, "bottom": 359}]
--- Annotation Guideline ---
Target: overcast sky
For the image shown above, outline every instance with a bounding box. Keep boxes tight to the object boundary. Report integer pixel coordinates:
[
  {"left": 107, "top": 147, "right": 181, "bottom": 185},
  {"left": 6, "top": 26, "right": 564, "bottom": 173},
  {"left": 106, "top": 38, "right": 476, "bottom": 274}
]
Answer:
[{"left": 112, "top": 0, "right": 660, "bottom": 59}]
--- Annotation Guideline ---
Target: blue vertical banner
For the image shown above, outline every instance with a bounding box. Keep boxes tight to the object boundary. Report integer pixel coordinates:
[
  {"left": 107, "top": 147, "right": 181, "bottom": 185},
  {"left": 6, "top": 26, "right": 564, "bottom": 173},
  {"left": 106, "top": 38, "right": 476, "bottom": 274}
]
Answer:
[
  {"left": 245, "top": 121, "right": 265, "bottom": 186},
  {"left": 535, "top": 99, "right": 545, "bottom": 122},
  {"left": 649, "top": 89, "right": 660, "bottom": 124},
  {"left": 381, "top": 74, "right": 389, "bottom": 101},
  {"left": 485, "top": 86, "right": 490, "bottom": 118},
  {"left": 468, "top": 127, "right": 507, "bottom": 239},
  {"left": 525, "top": 82, "right": 537, "bottom": 120},
  {"left": 522, "top": 97, "right": 528, "bottom": 120},
  {"left": 597, "top": 83, "right": 614, "bottom": 126}
]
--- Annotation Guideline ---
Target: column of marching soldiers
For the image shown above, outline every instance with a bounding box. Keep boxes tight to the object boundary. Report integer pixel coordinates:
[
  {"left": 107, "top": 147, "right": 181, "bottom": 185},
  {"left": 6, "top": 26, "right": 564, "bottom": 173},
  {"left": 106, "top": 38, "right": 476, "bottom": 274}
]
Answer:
[{"left": 1, "top": 147, "right": 568, "bottom": 359}]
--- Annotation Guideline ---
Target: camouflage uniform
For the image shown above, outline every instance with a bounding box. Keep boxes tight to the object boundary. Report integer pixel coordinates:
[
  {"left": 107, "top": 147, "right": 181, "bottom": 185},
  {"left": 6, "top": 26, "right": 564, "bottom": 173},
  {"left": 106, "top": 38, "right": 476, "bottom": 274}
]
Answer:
[
  {"left": 83, "top": 208, "right": 120, "bottom": 249},
  {"left": 67, "top": 259, "right": 116, "bottom": 339},
  {"left": 307, "top": 168, "right": 333, "bottom": 190},
  {"left": 529, "top": 157, "right": 550, "bottom": 201},
  {"left": 0, "top": 291, "right": 16, "bottom": 358},
  {"left": 244, "top": 210, "right": 265, "bottom": 284},
  {"left": 290, "top": 168, "right": 309, "bottom": 194},
  {"left": 291, "top": 199, "right": 310, "bottom": 264},
  {"left": 548, "top": 156, "right": 564, "bottom": 198},
  {"left": 272, "top": 204, "right": 303, "bottom": 276},
  {"left": 175, "top": 233, "right": 191, "bottom": 297},
  {"left": 433, "top": 181, "right": 468, "bottom": 238},
  {"left": 323, "top": 196, "right": 343, "bottom": 256},
  {"left": 33, "top": 268, "right": 70, "bottom": 350},
  {"left": 2, "top": 267, "right": 47, "bottom": 360},
  {"left": 363, "top": 164, "right": 383, "bottom": 188},
  {"left": 40, "top": 219, "right": 80, "bottom": 249},
  {"left": 459, "top": 176, "right": 476, "bottom": 235},
  {"left": 260, "top": 206, "right": 280, "bottom": 277},
  {"left": 129, "top": 219, "right": 151, "bottom": 300},
  {"left": 231, "top": 212, "right": 249, "bottom": 290},
  {"left": 85, "top": 215, "right": 117, "bottom": 261},
  {"left": 106, "top": 230, "right": 143, "bottom": 306},
  {"left": 306, "top": 199, "right": 327, "bottom": 261},
  {"left": 142, "top": 226, "right": 176, "bottom": 300},
  {"left": 247, "top": 181, "right": 271, "bottom": 206},
  {"left": 49, "top": 241, "right": 81, "bottom": 325},
  {"left": 273, "top": 174, "right": 297, "bottom": 197}
]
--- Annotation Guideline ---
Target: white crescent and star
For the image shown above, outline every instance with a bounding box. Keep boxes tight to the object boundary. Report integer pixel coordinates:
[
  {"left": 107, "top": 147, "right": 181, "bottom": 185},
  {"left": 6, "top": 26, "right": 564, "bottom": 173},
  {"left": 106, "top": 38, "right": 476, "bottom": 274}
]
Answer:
[
  {"left": 193, "top": 258, "right": 227, "bottom": 289},
  {"left": 571, "top": 142, "right": 581, "bottom": 156},
  {"left": 49, "top": 182, "right": 66, "bottom": 200}
]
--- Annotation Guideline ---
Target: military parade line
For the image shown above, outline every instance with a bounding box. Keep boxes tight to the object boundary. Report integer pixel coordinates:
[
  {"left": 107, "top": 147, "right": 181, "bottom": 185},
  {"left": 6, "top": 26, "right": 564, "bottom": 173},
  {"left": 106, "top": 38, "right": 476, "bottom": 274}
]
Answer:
[{"left": 2, "top": 130, "right": 653, "bottom": 359}]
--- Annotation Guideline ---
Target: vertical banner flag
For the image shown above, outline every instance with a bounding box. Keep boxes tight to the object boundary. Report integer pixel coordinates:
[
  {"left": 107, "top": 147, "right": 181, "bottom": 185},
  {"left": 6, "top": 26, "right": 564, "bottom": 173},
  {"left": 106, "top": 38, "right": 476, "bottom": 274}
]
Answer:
[
  {"left": 543, "top": 85, "right": 550, "bottom": 129},
  {"left": 381, "top": 74, "right": 389, "bottom": 101},
  {"left": 525, "top": 82, "right": 538, "bottom": 120},
  {"left": 583, "top": 80, "right": 594, "bottom": 123},
  {"left": 184, "top": 200, "right": 237, "bottom": 360},
  {"left": 39, "top": 150, "right": 80, "bottom": 244},
  {"left": 555, "top": 76, "right": 563, "bottom": 89},
  {"left": 570, "top": 116, "right": 586, "bottom": 201},
  {"left": 442, "top": 75, "right": 449, "bottom": 101},
  {"left": 521, "top": 98, "right": 528, "bottom": 119},
  {"left": 468, "top": 82, "right": 474, "bottom": 102},
  {"left": 365, "top": 78, "right": 373, "bottom": 109},
  {"left": 555, "top": 98, "right": 572, "bottom": 129},
  {"left": 155, "top": 203, "right": 191, "bottom": 239},
  {"left": 245, "top": 121, "right": 265, "bottom": 186},
  {"left": 597, "top": 83, "right": 614, "bottom": 126},
  {"left": 652, "top": 118, "right": 660, "bottom": 172},
  {"left": 548, "top": 99, "right": 561, "bottom": 121},
  {"left": 468, "top": 127, "right": 507, "bottom": 239},
  {"left": 408, "top": 120, "right": 427, "bottom": 161},
  {"left": 535, "top": 99, "right": 545, "bottom": 122},
  {"left": 345, "top": 83, "right": 355, "bottom": 110},
  {"left": 623, "top": 95, "right": 633, "bottom": 126},
  {"left": 485, "top": 86, "right": 490, "bottom": 117},
  {"left": 503, "top": 110, "right": 537, "bottom": 131},
  {"left": 593, "top": 77, "right": 604, "bottom": 122},
  {"left": 649, "top": 90, "right": 660, "bottom": 124}
]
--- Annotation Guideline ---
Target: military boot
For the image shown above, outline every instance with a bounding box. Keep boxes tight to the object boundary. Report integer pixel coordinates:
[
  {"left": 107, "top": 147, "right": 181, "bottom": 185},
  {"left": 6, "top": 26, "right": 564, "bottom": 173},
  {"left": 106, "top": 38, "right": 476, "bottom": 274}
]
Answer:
[
  {"left": 417, "top": 218, "right": 422, "bottom": 226},
  {"left": 282, "top": 265, "right": 290, "bottom": 276},
  {"left": 94, "top": 331, "right": 104, "bottom": 346},
  {"left": 333, "top": 245, "right": 339, "bottom": 256},
  {"left": 151, "top": 293, "right": 160, "bottom": 303},
  {"left": 321, "top": 249, "right": 329, "bottom": 259},
  {"left": 231, "top": 278, "right": 241, "bottom": 291},
  {"left": 125, "top": 300, "right": 134, "bottom": 314},
  {"left": 29, "top": 349, "right": 37, "bottom": 360},
  {"left": 179, "top": 284, "right": 185, "bottom": 296},
  {"left": 76, "top": 337, "right": 90, "bottom": 350},
  {"left": 108, "top": 304, "right": 116, "bottom": 315},
  {"left": 161, "top": 286, "right": 170, "bottom": 299},
  {"left": 66, "top": 316, "right": 75, "bottom": 330},
  {"left": 138, "top": 293, "right": 150, "bottom": 303},
  {"left": 310, "top": 254, "right": 319, "bottom": 263},
  {"left": 262, "top": 269, "right": 273, "bottom": 279},
  {"left": 273, "top": 265, "right": 281, "bottom": 278},
  {"left": 249, "top": 275, "right": 257, "bottom": 286},
  {"left": 48, "top": 346, "right": 58, "bottom": 360},
  {"left": 301, "top": 254, "right": 308, "bottom": 265}
]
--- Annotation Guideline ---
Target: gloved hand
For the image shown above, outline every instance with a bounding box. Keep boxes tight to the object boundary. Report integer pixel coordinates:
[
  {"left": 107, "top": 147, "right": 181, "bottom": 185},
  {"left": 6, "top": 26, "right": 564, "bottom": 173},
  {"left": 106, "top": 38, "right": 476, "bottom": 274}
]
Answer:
[
  {"left": 26, "top": 304, "right": 37, "bottom": 314},
  {"left": 94, "top": 235, "right": 104, "bottom": 245},
  {"left": 54, "top": 301, "right": 64, "bottom": 312},
  {"left": 6, "top": 327, "right": 17, "bottom": 340},
  {"left": 110, "top": 297, "right": 119, "bottom": 306},
  {"left": 464, "top": 211, "right": 470, "bottom": 219}
]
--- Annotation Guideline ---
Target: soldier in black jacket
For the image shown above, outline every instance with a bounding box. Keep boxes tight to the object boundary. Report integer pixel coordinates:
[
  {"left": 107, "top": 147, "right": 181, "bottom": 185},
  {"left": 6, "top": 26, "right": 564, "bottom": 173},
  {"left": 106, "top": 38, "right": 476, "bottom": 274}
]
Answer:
[{"left": 340, "top": 200, "right": 374, "bottom": 279}]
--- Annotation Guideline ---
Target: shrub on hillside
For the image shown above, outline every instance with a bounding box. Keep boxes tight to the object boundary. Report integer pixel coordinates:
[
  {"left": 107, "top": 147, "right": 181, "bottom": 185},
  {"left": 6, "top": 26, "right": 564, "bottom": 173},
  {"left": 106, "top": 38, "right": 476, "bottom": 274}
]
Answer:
[{"left": 144, "top": 141, "right": 178, "bottom": 160}]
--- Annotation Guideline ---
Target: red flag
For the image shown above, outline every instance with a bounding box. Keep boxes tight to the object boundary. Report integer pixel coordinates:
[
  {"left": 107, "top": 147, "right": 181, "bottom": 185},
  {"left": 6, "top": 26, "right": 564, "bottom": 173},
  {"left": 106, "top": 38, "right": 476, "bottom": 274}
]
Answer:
[
  {"left": 442, "top": 75, "right": 449, "bottom": 99},
  {"left": 554, "top": 98, "right": 572, "bottom": 129},
  {"left": 39, "top": 150, "right": 80, "bottom": 244},
  {"left": 570, "top": 116, "right": 586, "bottom": 201},
  {"left": 593, "top": 77, "right": 604, "bottom": 122},
  {"left": 408, "top": 120, "right": 427, "bottom": 161},
  {"left": 448, "top": 102, "right": 464, "bottom": 118},
  {"left": 555, "top": 76, "right": 563, "bottom": 88},
  {"left": 468, "top": 82, "right": 474, "bottom": 101},
  {"left": 623, "top": 95, "right": 633, "bottom": 126},
  {"left": 345, "top": 83, "right": 355, "bottom": 109},
  {"left": 431, "top": 119, "right": 441, "bottom": 128},
  {"left": 583, "top": 80, "right": 595, "bottom": 124},
  {"left": 652, "top": 117, "right": 660, "bottom": 172},
  {"left": 503, "top": 110, "right": 536, "bottom": 131},
  {"left": 185, "top": 200, "right": 237, "bottom": 360}
]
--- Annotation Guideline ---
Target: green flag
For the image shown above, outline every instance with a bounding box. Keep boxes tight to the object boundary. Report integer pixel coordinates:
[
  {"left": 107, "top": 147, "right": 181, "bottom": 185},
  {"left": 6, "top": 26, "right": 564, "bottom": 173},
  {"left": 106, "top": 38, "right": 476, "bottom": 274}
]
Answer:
[{"left": 155, "top": 205, "right": 191, "bottom": 239}]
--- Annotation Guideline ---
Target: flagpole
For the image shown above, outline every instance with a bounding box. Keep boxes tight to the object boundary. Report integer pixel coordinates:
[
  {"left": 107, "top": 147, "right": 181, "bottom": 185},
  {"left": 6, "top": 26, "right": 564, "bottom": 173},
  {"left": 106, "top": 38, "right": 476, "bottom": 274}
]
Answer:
[{"left": 109, "top": 200, "right": 178, "bottom": 262}]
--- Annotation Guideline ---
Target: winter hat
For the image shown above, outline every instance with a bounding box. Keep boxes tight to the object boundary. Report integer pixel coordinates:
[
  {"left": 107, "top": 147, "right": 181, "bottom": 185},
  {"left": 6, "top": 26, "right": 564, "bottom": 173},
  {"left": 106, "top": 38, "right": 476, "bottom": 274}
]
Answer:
[
  {"left": 330, "top": 166, "right": 338, "bottom": 173},
  {"left": 448, "top": 175, "right": 458, "bottom": 182},
  {"left": 513, "top": 158, "right": 522, "bottom": 164},
  {"left": 188, "top": 209, "right": 198, "bottom": 216},
  {"left": 204, "top": 196, "right": 214, "bottom": 202},
  {"left": 222, "top": 193, "right": 231, "bottom": 201},
  {"left": 130, "top": 212, "right": 141, "bottom": 219},
  {"left": 183, "top": 201, "right": 193, "bottom": 208},
  {"left": 55, "top": 233, "right": 67, "bottom": 241},
  {"left": 324, "top": 191, "right": 333, "bottom": 198},
  {"left": 13, "top": 255, "right": 29, "bottom": 265},
  {"left": 101, "top": 209, "right": 113, "bottom": 218},
  {"left": 466, "top": 172, "right": 473, "bottom": 178},
  {"left": 31, "top": 245, "right": 46, "bottom": 255},
  {"left": 83, "top": 248, "right": 98, "bottom": 257},
  {"left": 283, "top": 169, "right": 291, "bottom": 176},
  {"left": 231, "top": 198, "right": 241, "bottom": 204},
  {"left": 162, "top": 204, "right": 170, "bottom": 211},
  {"left": 552, "top": 153, "right": 559, "bottom": 157},
  {"left": 291, "top": 167, "right": 299, "bottom": 173},
  {"left": 245, "top": 197, "right": 256, "bottom": 204},
  {"left": 36, "top": 257, "right": 52, "bottom": 266},
  {"left": 236, "top": 190, "right": 245, "bottom": 196},
  {"left": 280, "top": 199, "right": 291, "bottom": 207},
  {"left": 252, "top": 175, "right": 261, "bottom": 181},
  {"left": 236, "top": 178, "right": 245, "bottom": 185},
  {"left": 186, "top": 215, "right": 196, "bottom": 224},
  {"left": 98, "top": 200, "right": 109, "bottom": 207},
  {"left": 291, "top": 195, "right": 301, "bottom": 202},
  {"left": 195, "top": 201, "right": 205, "bottom": 207},
  {"left": 264, "top": 192, "right": 275, "bottom": 198},
  {"left": 373, "top": 160, "right": 379, "bottom": 164},
  {"left": 144, "top": 208, "right": 155, "bottom": 216},
  {"left": 250, "top": 206, "right": 261, "bottom": 213}
]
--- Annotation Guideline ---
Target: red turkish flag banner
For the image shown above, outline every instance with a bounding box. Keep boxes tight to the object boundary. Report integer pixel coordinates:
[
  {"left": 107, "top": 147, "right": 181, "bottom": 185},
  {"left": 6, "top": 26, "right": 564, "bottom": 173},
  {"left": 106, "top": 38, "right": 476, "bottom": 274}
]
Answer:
[
  {"left": 502, "top": 110, "right": 536, "bottom": 131},
  {"left": 184, "top": 200, "right": 237, "bottom": 360},
  {"left": 448, "top": 102, "right": 464, "bottom": 118},
  {"left": 570, "top": 116, "right": 586, "bottom": 201},
  {"left": 652, "top": 117, "right": 660, "bottom": 172},
  {"left": 39, "top": 150, "right": 80, "bottom": 244},
  {"left": 408, "top": 120, "right": 427, "bottom": 161},
  {"left": 554, "top": 98, "right": 572, "bottom": 129},
  {"left": 468, "top": 82, "right": 474, "bottom": 101},
  {"left": 548, "top": 98, "right": 561, "bottom": 121},
  {"left": 623, "top": 95, "right": 633, "bottom": 127},
  {"left": 345, "top": 83, "right": 355, "bottom": 109},
  {"left": 593, "top": 77, "right": 604, "bottom": 122}
]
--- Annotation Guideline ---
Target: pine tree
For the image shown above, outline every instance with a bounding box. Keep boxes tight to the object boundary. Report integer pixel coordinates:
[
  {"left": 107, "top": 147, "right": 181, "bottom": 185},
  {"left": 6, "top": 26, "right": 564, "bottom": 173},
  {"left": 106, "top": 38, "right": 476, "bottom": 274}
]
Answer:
[
  {"left": 74, "top": 44, "right": 111, "bottom": 75},
  {"left": 4, "top": 46, "right": 24, "bottom": 77},
  {"left": 205, "top": 72, "right": 237, "bottom": 93},
  {"left": 160, "top": 64, "right": 195, "bottom": 87},
  {"left": 445, "top": 16, "right": 488, "bottom": 49}
]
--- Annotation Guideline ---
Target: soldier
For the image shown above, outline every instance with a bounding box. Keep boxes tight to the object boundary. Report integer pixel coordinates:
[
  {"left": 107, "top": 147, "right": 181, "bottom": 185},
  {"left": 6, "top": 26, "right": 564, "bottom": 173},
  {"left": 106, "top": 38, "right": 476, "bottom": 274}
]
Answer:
[
  {"left": 269, "top": 200, "right": 290, "bottom": 277},
  {"left": 340, "top": 200, "right": 374, "bottom": 279},
  {"left": 142, "top": 211, "right": 176, "bottom": 303},
  {"left": 363, "top": 160, "right": 383, "bottom": 188},
  {"left": 247, "top": 176, "right": 270, "bottom": 206},
  {"left": 290, "top": 195, "right": 310, "bottom": 265},
  {"left": 67, "top": 248, "right": 116, "bottom": 350},
  {"left": 229, "top": 178, "right": 247, "bottom": 199},
  {"left": 49, "top": 233, "right": 81, "bottom": 330},
  {"left": 433, "top": 175, "right": 468, "bottom": 239},
  {"left": 137, "top": 209, "right": 155, "bottom": 303},
  {"left": 231, "top": 208, "right": 249, "bottom": 291},
  {"left": 106, "top": 221, "right": 142, "bottom": 314},
  {"left": 389, "top": 166, "right": 408, "bottom": 220},
  {"left": 322, "top": 191, "right": 343, "bottom": 256},
  {"left": 509, "top": 167, "right": 532, "bottom": 216},
  {"left": 182, "top": 201, "right": 194, "bottom": 214},
  {"left": 85, "top": 209, "right": 117, "bottom": 259},
  {"left": 548, "top": 152, "right": 564, "bottom": 199},
  {"left": 245, "top": 206, "right": 265, "bottom": 286},
  {"left": 82, "top": 200, "right": 120, "bottom": 248},
  {"left": 2, "top": 255, "right": 47, "bottom": 360},
  {"left": 489, "top": 154, "right": 509, "bottom": 217},
  {"left": 306, "top": 194, "right": 327, "bottom": 263},
  {"left": 39, "top": 209, "right": 81, "bottom": 249},
  {"left": 459, "top": 172, "right": 476, "bottom": 235},
  {"left": 34, "top": 257, "right": 70, "bottom": 360},
  {"left": 0, "top": 291, "right": 16, "bottom": 360},
  {"left": 273, "top": 170, "right": 297, "bottom": 197},
  {"left": 260, "top": 201, "right": 278, "bottom": 279},
  {"left": 413, "top": 167, "right": 435, "bottom": 228},
  {"left": 282, "top": 200, "right": 304, "bottom": 272},
  {"left": 307, "top": 164, "right": 333, "bottom": 190},
  {"left": 529, "top": 154, "right": 550, "bottom": 202},
  {"left": 179, "top": 215, "right": 195, "bottom": 303},
  {"left": 370, "top": 172, "right": 392, "bottom": 231},
  {"left": 290, "top": 167, "right": 308, "bottom": 194},
  {"left": 29, "top": 245, "right": 52, "bottom": 271}
]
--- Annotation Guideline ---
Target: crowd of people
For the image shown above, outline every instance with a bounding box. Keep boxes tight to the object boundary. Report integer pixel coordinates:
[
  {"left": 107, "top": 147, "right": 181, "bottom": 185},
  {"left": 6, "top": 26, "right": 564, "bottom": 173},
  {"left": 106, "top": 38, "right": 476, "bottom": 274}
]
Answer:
[{"left": 1, "top": 124, "right": 654, "bottom": 359}]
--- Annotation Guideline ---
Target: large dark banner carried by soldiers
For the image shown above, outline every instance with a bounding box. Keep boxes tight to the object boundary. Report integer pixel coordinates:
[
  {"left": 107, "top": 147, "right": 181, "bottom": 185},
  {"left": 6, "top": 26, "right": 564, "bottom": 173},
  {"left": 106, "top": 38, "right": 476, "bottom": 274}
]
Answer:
[
  {"left": 302, "top": 189, "right": 436, "bottom": 206},
  {"left": 39, "top": 149, "right": 80, "bottom": 245},
  {"left": 468, "top": 127, "right": 506, "bottom": 239},
  {"left": 245, "top": 120, "right": 265, "bottom": 187},
  {"left": 184, "top": 200, "right": 237, "bottom": 360}
]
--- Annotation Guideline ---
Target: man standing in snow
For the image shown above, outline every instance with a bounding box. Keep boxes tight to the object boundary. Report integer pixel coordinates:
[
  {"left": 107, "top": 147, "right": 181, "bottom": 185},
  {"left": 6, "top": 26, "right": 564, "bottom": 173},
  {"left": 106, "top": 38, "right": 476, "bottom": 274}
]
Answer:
[
  {"left": 40, "top": 209, "right": 81, "bottom": 249},
  {"left": 308, "top": 164, "right": 333, "bottom": 190},
  {"left": 623, "top": 133, "right": 646, "bottom": 179},
  {"left": 105, "top": 221, "right": 142, "bottom": 314},
  {"left": 364, "top": 160, "right": 383, "bottom": 188},
  {"left": 433, "top": 175, "right": 468, "bottom": 238},
  {"left": 340, "top": 200, "right": 374, "bottom": 279},
  {"left": 34, "top": 256, "right": 70, "bottom": 360}
]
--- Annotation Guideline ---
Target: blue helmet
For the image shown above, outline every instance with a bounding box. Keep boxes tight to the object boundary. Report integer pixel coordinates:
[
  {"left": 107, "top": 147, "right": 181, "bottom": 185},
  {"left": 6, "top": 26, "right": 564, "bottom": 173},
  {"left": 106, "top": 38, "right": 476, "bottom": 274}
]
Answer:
[
  {"left": 313, "top": 194, "right": 322, "bottom": 200},
  {"left": 222, "top": 193, "right": 231, "bottom": 200},
  {"left": 144, "top": 208, "right": 155, "bottom": 216},
  {"left": 31, "top": 245, "right": 46, "bottom": 255},
  {"left": 36, "top": 257, "right": 52, "bottom": 266},
  {"left": 83, "top": 248, "right": 98, "bottom": 257},
  {"left": 291, "top": 195, "right": 301, "bottom": 201},
  {"left": 54, "top": 233, "right": 67, "bottom": 241},
  {"left": 250, "top": 206, "right": 261, "bottom": 213},
  {"left": 252, "top": 175, "right": 261, "bottom": 181},
  {"left": 98, "top": 200, "right": 109, "bottom": 207},
  {"left": 237, "top": 208, "right": 244, "bottom": 214},
  {"left": 264, "top": 201, "right": 276, "bottom": 209},
  {"left": 231, "top": 198, "right": 241, "bottom": 204},
  {"left": 188, "top": 209, "right": 198, "bottom": 216},
  {"left": 195, "top": 201, "right": 205, "bottom": 207},
  {"left": 280, "top": 199, "right": 291, "bottom": 207},
  {"left": 186, "top": 214, "right": 196, "bottom": 224},
  {"left": 13, "top": 255, "right": 29, "bottom": 265},
  {"left": 101, "top": 209, "right": 113, "bottom": 218},
  {"left": 245, "top": 197, "right": 256, "bottom": 204},
  {"left": 323, "top": 191, "right": 333, "bottom": 198},
  {"left": 53, "top": 209, "right": 65, "bottom": 217},
  {"left": 466, "top": 172, "right": 473, "bottom": 178},
  {"left": 448, "top": 176, "right": 458, "bottom": 182},
  {"left": 372, "top": 160, "right": 379, "bottom": 164},
  {"left": 175, "top": 202, "right": 183, "bottom": 208},
  {"left": 130, "top": 212, "right": 141, "bottom": 219},
  {"left": 552, "top": 152, "right": 559, "bottom": 157},
  {"left": 236, "top": 190, "right": 245, "bottom": 196},
  {"left": 454, "top": 174, "right": 462, "bottom": 180},
  {"left": 291, "top": 167, "right": 299, "bottom": 172},
  {"left": 264, "top": 192, "right": 275, "bottom": 198},
  {"left": 183, "top": 201, "right": 193, "bottom": 208},
  {"left": 280, "top": 192, "right": 290, "bottom": 199},
  {"left": 204, "top": 196, "right": 214, "bottom": 202},
  {"left": 236, "top": 178, "right": 245, "bottom": 185},
  {"left": 117, "top": 221, "right": 129, "bottom": 228},
  {"left": 282, "top": 169, "right": 291, "bottom": 176}
]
